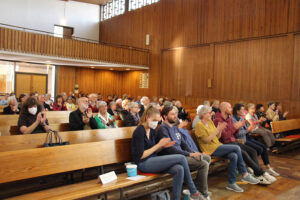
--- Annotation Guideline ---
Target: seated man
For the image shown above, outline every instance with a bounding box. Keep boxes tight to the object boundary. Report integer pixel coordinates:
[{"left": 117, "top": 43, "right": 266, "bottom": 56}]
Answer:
[
  {"left": 88, "top": 93, "right": 99, "bottom": 113},
  {"left": 139, "top": 96, "right": 150, "bottom": 117},
  {"left": 195, "top": 105, "right": 259, "bottom": 193},
  {"left": 18, "top": 97, "right": 50, "bottom": 134},
  {"left": 69, "top": 97, "right": 98, "bottom": 131},
  {"left": 124, "top": 102, "right": 140, "bottom": 127},
  {"left": 275, "top": 102, "right": 288, "bottom": 120},
  {"left": 233, "top": 103, "right": 280, "bottom": 177},
  {"left": 214, "top": 102, "right": 276, "bottom": 185},
  {"left": 266, "top": 102, "right": 279, "bottom": 122},
  {"left": 175, "top": 100, "right": 189, "bottom": 121},
  {"left": 94, "top": 101, "right": 118, "bottom": 129},
  {"left": 53, "top": 95, "right": 67, "bottom": 111},
  {"left": 3, "top": 96, "right": 19, "bottom": 114},
  {"left": 0, "top": 93, "right": 9, "bottom": 105},
  {"left": 156, "top": 106, "right": 211, "bottom": 199}
]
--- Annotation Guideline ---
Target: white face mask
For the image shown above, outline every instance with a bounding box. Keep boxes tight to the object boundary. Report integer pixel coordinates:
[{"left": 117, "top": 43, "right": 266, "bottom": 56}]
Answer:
[
  {"left": 148, "top": 121, "right": 158, "bottom": 129},
  {"left": 28, "top": 107, "right": 37, "bottom": 115}
]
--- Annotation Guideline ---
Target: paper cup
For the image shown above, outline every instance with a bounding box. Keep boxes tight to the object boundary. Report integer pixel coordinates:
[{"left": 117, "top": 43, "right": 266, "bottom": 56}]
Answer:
[
  {"left": 182, "top": 189, "right": 190, "bottom": 200},
  {"left": 126, "top": 164, "right": 137, "bottom": 177}
]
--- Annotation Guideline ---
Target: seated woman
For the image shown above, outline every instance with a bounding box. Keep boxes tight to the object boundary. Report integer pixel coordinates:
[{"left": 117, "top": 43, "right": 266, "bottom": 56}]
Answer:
[
  {"left": 131, "top": 105, "right": 202, "bottom": 200},
  {"left": 18, "top": 93, "right": 27, "bottom": 111},
  {"left": 3, "top": 96, "right": 19, "bottom": 114},
  {"left": 275, "top": 102, "right": 288, "bottom": 121},
  {"left": 88, "top": 93, "right": 99, "bottom": 113},
  {"left": 195, "top": 105, "right": 259, "bottom": 193},
  {"left": 18, "top": 97, "right": 50, "bottom": 134},
  {"left": 53, "top": 95, "right": 67, "bottom": 111},
  {"left": 125, "top": 102, "right": 140, "bottom": 127},
  {"left": 255, "top": 104, "right": 271, "bottom": 128},
  {"left": 95, "top": 101, "right": 118, "bottom": 129},
  {"left": 65, "top": 96, "right": 76, "bottom": 111},
  {"left": 266, "top": 102, "right": 279, "bottom": 122},
  {"left": 246, "top": 103, "right": 275, "bottom": 149},
  {"left": 233, "top": 103, "right": 280, "bottom": 177}
]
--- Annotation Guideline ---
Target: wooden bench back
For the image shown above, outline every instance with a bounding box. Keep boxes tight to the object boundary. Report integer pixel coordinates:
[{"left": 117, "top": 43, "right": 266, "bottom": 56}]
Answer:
[
  {"left": 271, "top": 119, "right": 300, "bottom": 133},
  {"left": 0, "top": 126, "right": 136, "bottom": 152},
  {"left": 9, "top": 123, "right": 70, "bottom": 135},
  {"left": 0, "top": 138, "right": 132, "bottom": 184}
]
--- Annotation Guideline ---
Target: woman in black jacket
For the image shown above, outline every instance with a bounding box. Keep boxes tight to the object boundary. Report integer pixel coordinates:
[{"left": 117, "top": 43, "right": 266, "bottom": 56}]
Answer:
[{"left": 125, "top": 102, "right": 140, "bottom": 127}]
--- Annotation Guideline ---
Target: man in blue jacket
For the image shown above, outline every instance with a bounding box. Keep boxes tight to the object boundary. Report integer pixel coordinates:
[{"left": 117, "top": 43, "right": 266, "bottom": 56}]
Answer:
[{"left": 156, "top": 106, "right": 211, "bottom": 200}]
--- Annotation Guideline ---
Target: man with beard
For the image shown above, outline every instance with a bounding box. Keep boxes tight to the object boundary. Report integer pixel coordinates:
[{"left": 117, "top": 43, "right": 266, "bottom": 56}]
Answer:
[
  {"left": 69, "top": 97, "right": 98, "bottom": 131},
  {"left": 156, "top": 106, "right": 211, "bottom": 200}
]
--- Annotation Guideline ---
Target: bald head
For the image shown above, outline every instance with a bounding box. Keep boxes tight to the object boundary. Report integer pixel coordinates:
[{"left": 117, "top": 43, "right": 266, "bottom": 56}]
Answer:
[{"left": 220, "top": 102, "right": 232, "bottom": 116}]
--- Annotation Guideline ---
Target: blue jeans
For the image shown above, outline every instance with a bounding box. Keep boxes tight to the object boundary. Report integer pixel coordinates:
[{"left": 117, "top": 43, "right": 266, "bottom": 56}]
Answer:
[
  {"left": 138, "top": 154, "right": 197, "bottom": 200},
  {"left": 246, "top": 136, "right": 270, "bottom": 165},
  {"left": 212, "top": 144, "right": 247, "bottom": 184}
]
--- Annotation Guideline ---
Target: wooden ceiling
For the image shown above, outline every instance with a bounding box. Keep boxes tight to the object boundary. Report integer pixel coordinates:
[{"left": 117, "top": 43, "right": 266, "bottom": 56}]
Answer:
[{"left": 70, "top": 0, "right": 111, "bottom": 5}]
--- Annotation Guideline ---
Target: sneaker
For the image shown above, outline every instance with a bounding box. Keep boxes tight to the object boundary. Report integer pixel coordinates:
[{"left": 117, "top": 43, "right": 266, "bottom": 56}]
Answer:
[
  {"left": 190, "top": 191, "right": 206, "bottom": 200},
  {"left": 247, "top": 167, "right": 254, "bottom": 175},
  {"left": 226, "top": 183, "right": 244, "bottom": 193},
  {"left": 263, "top": 172, "right": 277, "bottom": 183},
  {"left": 256, "top": 175, "right": 271, "bottom": 185},
  {"left": 241, "top": 173, "right": 260, "bottom": 184},
  {"left": 266, "top": 168, "right": 280, "bottom": 177},
  {"left": 203, "top": 191, "right": 212, "bottom": 200}
]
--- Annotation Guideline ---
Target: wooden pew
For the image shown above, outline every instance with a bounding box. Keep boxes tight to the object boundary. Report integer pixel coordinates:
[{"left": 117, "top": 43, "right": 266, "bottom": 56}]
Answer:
[
  {"left": 0, "top": 127, "right": 136, "bottom": 152},
  {"left": 9, "top": 123, "right": 70, "bottom": 135},
  {"left": 0, "top": 138, "right": 174, "bottom": 200}
]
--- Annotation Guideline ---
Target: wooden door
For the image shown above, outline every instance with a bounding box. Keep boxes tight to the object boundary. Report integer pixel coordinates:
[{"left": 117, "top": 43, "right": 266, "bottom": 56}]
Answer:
[{"left": 15, "top": 73, "right": 47, "bottom": 97}]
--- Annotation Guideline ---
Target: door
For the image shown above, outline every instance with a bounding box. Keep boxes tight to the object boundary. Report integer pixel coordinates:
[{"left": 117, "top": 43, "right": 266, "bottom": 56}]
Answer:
[{"left": 15, "top": 73, "right": 47, "bottom": 97}]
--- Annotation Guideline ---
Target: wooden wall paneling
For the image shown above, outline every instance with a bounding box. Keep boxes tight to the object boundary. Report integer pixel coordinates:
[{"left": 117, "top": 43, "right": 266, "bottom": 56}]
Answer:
[
  {"left": 57, "top": 66, "right": 76, "bottom": 94},
  {"left": 288, "top": 0, "right": 300, "bottom": 32},
  {"left": 291, "top": 34, "right": 300, "bottom": 101},
  {"left": 94, "top": 70, "right": 123, "bottom": 97},
  {"left": 75, "top": 68, "right": 95, "bottom": 94}
]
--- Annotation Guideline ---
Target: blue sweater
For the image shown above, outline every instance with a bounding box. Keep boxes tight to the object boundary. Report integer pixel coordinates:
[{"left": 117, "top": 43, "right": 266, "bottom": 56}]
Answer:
[
  {"left": 156, "top": 122, "right": 194, "bottom": 156},
  {"left": 231, "top": 115, "right": 249, "bottom": 142}
]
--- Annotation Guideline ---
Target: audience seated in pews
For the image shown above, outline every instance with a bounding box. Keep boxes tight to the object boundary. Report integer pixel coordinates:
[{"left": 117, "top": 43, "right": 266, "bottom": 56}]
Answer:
[
  {"left": 65, "top": 96, "right": 76, "bottom": 111},
  {"left": 106, "top": 95, "right": 113, "bottom": 105},
  {"left": 255, "top": 104, "right": 271, "bottom": 128},
  {"left": 175, "top": 100, "right": 189, "bottom": 121},
  {"left": 44, "top": 93, "right": 53, "bottom": 109},
  {"left": 107, "top": 101, "right": 118, "bottom": 116},
  {"left": 211, "top": 100, "right": 220, "bottom": 114},
  {"left": 69, "top": 97, "right": 98, "bottom": 131},
  {"left": 192, "top": 105, "right": 203, "bottom": 130},
  {"left": 18, "top": 93, "right": 27, "bottom": 111},
  {"left": 38, "top": 94, "right": 51, "bottom": 111},
  {"left": 266, "top": 102, "right": 279, "bottom": 122},
  {"left": 18, "top": 97, "right": 50, "bottom": 134},
  {"left": 131, "top": 105, "right": 203, "bottom": 200},
  {"left": 53, "top": 94, "right": 67, "bottom": 111},
  {"left": 94, "top": 101, "right": 118, "bottom": 129},
  {"left": 275, "top": 102, "right": 288, "bottom": 121},
  {"left": 157, "top": 105, "right": 211, "bottom": 199},
  {"left": 88, "top": 93, "right": 99, "bottom": 113},
  {"left": 0, "top": 93, "right": 9, "bottom": 105},
  {"left": 195, "top": 105, "right": 259, "bottom": 193},
  {"left": 125, "top": 102, "right": 140, "bottom": 127},
  {"left": 203, "top": 101, "right": 210, "bottom": 107},
  {"left": 120, "top": 99, "right": 130, "bottom": 120},
  {"left": 3, "top": 96, "right": 19, "bottom": 115},
  {"left": 139, "top": 96, "right": 150, "bottom": 117},
  {"left": 136, "top": 96, "right": 142, "bottom": 105},
  {"left": 214, "top": 102, "right": 276, "bottom": 185},
  {"left": 233, "top": 103, "right": 280, "bottom": 177},
  {"left": 245, "top": 103, "right": 276, "bottom": 149}
]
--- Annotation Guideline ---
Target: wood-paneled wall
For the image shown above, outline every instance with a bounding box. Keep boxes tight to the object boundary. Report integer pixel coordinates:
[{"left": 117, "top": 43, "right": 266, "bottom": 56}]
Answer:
[
  {"left": 57, "top": 66, "right": 148, "bottom": 98},
  {"left": 99, "top": 0, "right": 300, "bottom": 118},
  {"left": 0, "top": 27, "right": 149, "bottom": 67}
]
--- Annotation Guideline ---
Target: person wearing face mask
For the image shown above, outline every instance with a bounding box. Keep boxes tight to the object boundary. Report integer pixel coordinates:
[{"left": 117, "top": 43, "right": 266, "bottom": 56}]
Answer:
[
  {"left": 69, "top": 97, "right": 98, "bottom": 131},
  {"left": 156, "top": 106, "right": 211, "bottom": 200},
  {"left": 131, "top": 105, "right": 203, "bottom": 200},
  {"left": 18, "top": 97, "right": 50, "bottom": 134}
]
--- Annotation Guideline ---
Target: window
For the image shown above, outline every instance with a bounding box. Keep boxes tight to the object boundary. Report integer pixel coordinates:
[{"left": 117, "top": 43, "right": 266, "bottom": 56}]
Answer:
[
  {"left": 100, "top": 0, "right": 126, "bottom": 21},
  {"left": 54, "top": 25, "right": 63, "bottom": 38},
  {"left": 129, "top": 0, "right": 160, "bottom": 11}
]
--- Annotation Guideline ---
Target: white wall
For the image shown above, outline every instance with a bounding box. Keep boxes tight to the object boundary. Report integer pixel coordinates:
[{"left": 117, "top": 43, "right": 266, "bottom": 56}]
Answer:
[{"left": 0, "top": 0, "right": 100, "bottom": 41}]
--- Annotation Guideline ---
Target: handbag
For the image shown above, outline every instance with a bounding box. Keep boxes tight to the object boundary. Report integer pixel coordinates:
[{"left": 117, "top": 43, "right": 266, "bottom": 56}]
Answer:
[
  {"left": 151, "top": 190, "right": 171, "bottom": 200},
  {"left": 44, "top": 129, "right": 70, "bottom": 147}
]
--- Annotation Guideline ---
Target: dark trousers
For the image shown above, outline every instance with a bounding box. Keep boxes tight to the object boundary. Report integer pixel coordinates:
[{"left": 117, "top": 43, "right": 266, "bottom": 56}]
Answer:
[
  {"left": 245, "top": 136, "right": 270, "bottom": 165},
  {"left": 230, "top": 142, "right": 264, "bottom": 176}
]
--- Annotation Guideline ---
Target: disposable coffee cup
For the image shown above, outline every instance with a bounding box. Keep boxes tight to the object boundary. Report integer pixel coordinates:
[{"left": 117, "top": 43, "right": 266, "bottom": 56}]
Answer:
[
  {"left": 126, "top": 164, "right": 137, "bottom": 177},
  {"left": 182, "top": 189, "right": 190, "bottom": 200}
]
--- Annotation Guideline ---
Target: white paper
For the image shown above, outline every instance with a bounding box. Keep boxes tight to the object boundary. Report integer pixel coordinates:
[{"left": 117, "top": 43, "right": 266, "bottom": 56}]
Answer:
[
  {"left": 126, "top": 175, "right": 146, "bottom": 181},
  {"left": 99, "top": 171, "right": 117, "bottom": 184}
]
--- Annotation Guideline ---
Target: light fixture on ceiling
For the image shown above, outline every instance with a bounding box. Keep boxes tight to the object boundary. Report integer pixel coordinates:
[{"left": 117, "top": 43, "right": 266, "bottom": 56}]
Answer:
[
  {"left": 90, "top": 66, "right": 95, "bottom": 69},
  {"left": 110, "top": 68, "right": 113, "bottom": 70},
  {"left": 126, "top": 68, "right": 131, "bottom": 71}
]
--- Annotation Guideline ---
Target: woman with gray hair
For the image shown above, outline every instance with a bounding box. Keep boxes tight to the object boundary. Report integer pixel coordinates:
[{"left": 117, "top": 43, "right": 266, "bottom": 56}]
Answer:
[
  {"left": 94, "top": 101, "right": 118, "bottom": 129},
  {"left": 3, "top": 96, "right": 19, "bottom": 114},
  {"left": 124, "top": 102, "right": 140, "bottom": 127}
]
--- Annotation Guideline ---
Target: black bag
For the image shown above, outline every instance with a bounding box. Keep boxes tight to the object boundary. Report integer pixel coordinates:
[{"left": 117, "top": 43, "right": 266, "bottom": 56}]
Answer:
[{"left": 44, "top": 129, "right": 70, "bottom": 147}]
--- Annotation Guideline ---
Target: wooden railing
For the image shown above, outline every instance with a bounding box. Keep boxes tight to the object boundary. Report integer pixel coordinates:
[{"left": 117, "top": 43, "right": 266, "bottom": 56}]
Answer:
[{"left": 0, "top": 27, "right": 149, "bottom": 67}]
